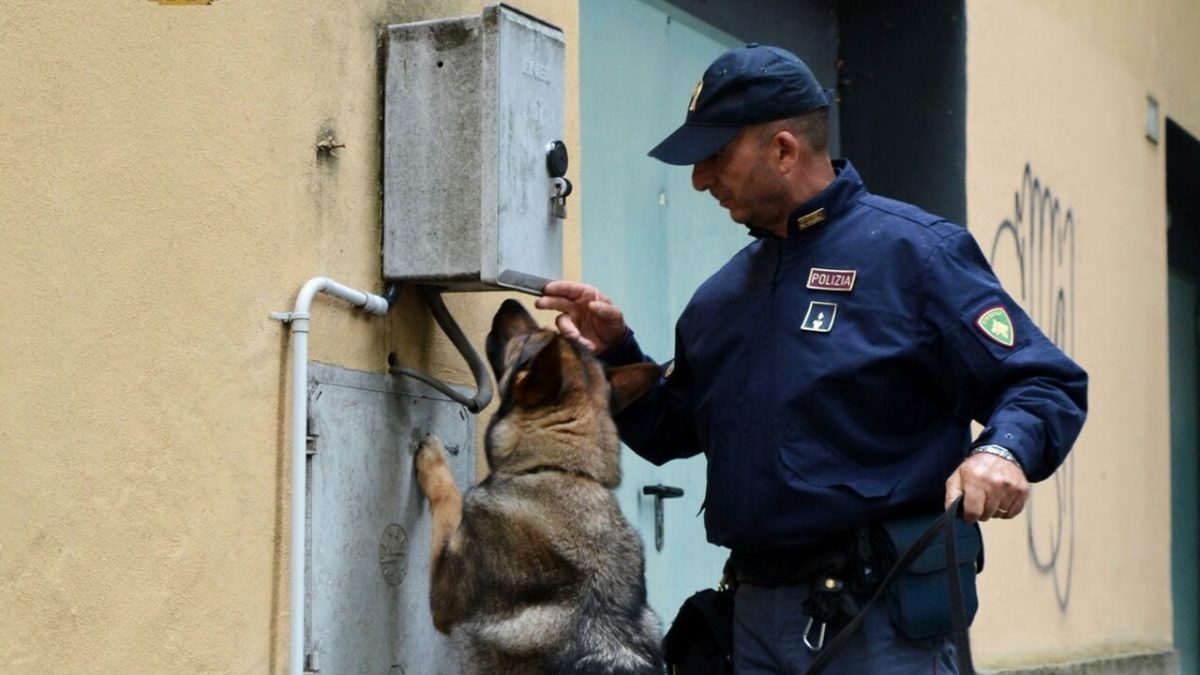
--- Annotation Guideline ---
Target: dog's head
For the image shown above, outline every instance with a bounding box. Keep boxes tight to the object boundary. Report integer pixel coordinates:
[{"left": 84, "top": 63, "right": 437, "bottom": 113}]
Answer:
[{"left": 483, "top": 299, "right": 661, "bottom": 484}]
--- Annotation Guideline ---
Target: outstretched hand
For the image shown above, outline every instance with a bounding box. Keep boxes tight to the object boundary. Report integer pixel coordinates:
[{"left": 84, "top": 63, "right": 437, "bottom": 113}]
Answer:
[
  {"left": 944, "top": 452, "right": 1029, "bottom": 523},
  {"left": 535, "top": 281, "right": 628, "bottom": 354}
]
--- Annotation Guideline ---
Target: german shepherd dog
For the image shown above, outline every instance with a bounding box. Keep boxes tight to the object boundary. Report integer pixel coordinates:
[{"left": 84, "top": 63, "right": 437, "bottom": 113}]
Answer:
[{"left": 413, "top": 299, "right": 666, "bottom": 674}]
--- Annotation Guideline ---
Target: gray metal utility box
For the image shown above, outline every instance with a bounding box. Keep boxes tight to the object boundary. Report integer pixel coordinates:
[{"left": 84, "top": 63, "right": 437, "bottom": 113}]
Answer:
[{"left": 383, "top": 4, "right": 566, "bottom": 294}]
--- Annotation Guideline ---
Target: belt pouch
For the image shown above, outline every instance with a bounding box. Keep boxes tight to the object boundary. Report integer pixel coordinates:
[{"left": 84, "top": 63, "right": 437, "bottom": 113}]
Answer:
[{"left": 879, "top": 513, "right": 984, "bottom": 640}]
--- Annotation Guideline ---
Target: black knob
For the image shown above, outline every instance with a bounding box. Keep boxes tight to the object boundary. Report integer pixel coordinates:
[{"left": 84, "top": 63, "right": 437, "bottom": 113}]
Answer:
[{"left": 546, "top": 140, "right": 569, "bottom": 178}]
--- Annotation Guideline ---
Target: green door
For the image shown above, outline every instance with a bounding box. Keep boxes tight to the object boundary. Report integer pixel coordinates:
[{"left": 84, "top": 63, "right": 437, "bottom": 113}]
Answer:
[{"left": 580, "top": 0, "right": 744, "bottom": 620}]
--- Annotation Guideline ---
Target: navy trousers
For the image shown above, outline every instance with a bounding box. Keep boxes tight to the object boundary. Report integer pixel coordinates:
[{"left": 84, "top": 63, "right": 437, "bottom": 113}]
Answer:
[{"left": 733, "top": 582, "right": 958, "bottom": 675}]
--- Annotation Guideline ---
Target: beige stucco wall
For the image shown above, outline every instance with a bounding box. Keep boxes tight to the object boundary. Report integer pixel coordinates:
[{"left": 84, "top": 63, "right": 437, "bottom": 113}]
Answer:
[
  {"left": 4, "top": 0, "right": 1196, "bottom": 672},
  {"left": 965, "top": 0, "right": 1199, "bottom": 667},
  {"left": 0, "top": 1, "right": 578, "bottom": 672}
]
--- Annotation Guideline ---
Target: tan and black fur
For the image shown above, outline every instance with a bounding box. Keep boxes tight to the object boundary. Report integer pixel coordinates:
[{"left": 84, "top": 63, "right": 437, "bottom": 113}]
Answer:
[{"left": 413, "top": 299, "right": 665, "bottom": 675}]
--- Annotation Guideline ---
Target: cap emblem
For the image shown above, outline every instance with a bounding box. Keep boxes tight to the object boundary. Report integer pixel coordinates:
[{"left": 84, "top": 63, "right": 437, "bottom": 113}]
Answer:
[
  {"left": 975, "top": 306, "right": 1015, "bottom": 347},
  {"left": 801, "top": 301, "right": 837, "bottom": 333},
  {"left": 648, "top": 45, "right": 830, "bottom": 165},
  {"left": 688, "top": 80, "right": 704, "bottom": 112},
  {"left": 806, "top": 267, "right": 856, "bottom": 292}
]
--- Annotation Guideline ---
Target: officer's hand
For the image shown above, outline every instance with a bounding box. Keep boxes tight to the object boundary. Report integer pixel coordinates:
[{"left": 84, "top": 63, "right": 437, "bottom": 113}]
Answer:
[
  {"left": 944, "top": 453, "right": 1029, "bottom": 523},
  {"left": 535, "top": 281, "right": 627, "bottom": 354}
]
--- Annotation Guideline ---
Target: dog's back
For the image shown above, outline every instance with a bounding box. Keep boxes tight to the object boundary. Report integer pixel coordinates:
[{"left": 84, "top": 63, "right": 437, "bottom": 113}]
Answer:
[{"left": 413, "top": 300, "right": 665, "bottom": 674}]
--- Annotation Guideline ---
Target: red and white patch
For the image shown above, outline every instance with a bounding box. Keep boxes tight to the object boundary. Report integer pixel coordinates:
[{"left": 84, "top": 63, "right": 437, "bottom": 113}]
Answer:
[{"left": 806, "top": 268, "right": 857, "bottom": 292}]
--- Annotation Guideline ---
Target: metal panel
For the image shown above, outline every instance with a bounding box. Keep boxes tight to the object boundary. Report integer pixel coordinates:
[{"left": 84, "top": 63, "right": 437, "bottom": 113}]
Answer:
[
  {"left": 383, "top": 13, "right": 484, "bottom": 284},
  {"left": 306, "top": 364, "right": 475, "bottom": 675},
  {"left": 488, "top": 5, "right": 565, "bottom": 291},
  {"left": 383, "top": 4, "right": 564, "bottom": 294}
]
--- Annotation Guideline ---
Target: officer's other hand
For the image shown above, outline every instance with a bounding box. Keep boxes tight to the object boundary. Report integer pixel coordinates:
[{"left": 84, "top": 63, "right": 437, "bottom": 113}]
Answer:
[
  {"left": 535, "top": 281, "right": 627, "bottom": 354},
  {"left": 944, "top": 453, "right": 1029, "bottom": 523}
]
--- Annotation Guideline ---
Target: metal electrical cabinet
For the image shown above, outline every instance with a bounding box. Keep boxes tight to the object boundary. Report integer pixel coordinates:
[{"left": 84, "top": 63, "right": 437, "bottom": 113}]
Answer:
[
  {"left": 306, "top": 364, "right": 475, "bottom": 675},
  {"left": 383, "top": 4, "right": 567, "bottom": 293}
]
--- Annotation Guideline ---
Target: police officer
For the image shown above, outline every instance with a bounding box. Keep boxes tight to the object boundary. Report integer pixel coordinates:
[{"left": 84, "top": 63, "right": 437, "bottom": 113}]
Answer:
[{"left": 537, "top": 44, "right": 1087, "bottom": 673}]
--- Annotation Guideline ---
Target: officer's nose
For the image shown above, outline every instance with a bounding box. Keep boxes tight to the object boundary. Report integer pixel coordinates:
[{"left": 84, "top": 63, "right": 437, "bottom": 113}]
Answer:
[{"left": 692, "top": 158, "right": 715, "bottom": 192}]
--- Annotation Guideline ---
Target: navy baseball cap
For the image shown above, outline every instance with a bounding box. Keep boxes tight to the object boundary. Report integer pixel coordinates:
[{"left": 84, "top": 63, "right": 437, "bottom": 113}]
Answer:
[{"left": 648, "top": 44, "right": 833, "bottom": 166}]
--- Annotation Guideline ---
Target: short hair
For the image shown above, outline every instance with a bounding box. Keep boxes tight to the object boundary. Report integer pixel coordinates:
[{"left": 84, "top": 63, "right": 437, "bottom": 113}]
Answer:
[{"left": 759, "top": 108, "right": 829, "bottom": 154}]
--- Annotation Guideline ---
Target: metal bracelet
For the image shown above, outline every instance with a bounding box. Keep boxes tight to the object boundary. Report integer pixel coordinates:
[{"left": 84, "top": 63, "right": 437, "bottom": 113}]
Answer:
[{"left": 971, "top": 443, "right": 1022, "bottom": 469}]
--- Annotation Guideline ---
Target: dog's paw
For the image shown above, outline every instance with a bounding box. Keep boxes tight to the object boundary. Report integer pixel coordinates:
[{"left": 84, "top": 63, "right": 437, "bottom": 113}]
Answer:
[
  {"left": 414, "top": 435, "right": 459, "bottom": 505},
  {"left": 415, "top": 434, "right": 445, "bottom": 458},
  {"left": 414, "top": 435, "right": 449, "bottom": 488}
]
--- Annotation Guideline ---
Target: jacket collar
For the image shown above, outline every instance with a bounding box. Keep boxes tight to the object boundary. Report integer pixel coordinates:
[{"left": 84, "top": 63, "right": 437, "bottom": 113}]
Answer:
[{"left": 747, "top": 159, "right": 865, "bottom": 239}]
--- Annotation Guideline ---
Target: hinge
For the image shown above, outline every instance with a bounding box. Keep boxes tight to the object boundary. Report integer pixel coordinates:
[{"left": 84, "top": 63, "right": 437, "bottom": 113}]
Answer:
[{"left": 306, "top": 420, "right": 319, "bottom": 456}]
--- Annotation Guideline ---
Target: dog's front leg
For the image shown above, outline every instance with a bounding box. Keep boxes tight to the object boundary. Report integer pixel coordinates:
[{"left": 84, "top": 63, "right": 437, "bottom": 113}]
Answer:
[
  {"left": 414, "top": 435, "right": 469, "bottom": 632},
  {"left": 415, "top": 435, "right": 463, "bottom": 565}
]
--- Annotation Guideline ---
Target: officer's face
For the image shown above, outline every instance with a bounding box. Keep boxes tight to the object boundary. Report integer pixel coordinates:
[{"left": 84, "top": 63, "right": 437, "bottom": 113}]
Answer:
[{"left": 691, "top": 126, "right": 790, "bottom": 233}]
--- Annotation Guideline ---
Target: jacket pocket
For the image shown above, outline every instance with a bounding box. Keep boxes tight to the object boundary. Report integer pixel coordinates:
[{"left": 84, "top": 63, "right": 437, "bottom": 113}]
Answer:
[{"left": 778, "top": 436, "right": 897, "bottom": 499}]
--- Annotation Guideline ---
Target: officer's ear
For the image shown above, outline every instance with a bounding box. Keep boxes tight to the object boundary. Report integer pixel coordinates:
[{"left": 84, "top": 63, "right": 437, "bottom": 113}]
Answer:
[{"left": 773, "top": 129, "right": 802, "bottom": 173}]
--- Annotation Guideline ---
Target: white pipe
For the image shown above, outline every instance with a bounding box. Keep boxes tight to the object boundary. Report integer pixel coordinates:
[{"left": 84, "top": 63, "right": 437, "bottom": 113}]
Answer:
[{"left": 278, "top": 277, "right": 389, "bottom": 675}]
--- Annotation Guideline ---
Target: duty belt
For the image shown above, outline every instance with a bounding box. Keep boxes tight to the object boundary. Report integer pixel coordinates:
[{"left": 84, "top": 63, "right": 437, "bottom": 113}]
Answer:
[
  {"left": 727, "top": 500, "right": 979, "bottom": 675},
  {"left": 731, "top": 527, "right": 886, "bottom": 651},
  {"left": 731, "top": 527, "right": 883, "bottom": 590}
]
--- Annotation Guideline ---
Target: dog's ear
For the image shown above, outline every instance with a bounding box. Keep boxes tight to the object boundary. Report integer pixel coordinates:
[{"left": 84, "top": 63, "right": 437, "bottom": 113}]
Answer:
[
  {"left": 512, "top": 338, "right": 566, "bottom": 409},
  {"left": 607, "top": 362, "right": 662, "bottom": 414},
  {"left": 486, "top": 299, "right": 540, "bottom": 377}
]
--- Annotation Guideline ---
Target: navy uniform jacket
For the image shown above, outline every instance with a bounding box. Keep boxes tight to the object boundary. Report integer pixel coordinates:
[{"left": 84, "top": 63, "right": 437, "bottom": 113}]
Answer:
[{"left": 601, "top": 160, "right": 1087, "bottom": 555}]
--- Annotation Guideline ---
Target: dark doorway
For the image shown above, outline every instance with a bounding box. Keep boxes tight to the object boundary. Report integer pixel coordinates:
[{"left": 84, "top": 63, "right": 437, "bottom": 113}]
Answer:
[
  {"left": 837, "top": 0, "right": 967, "bottom": 224},
  {"left": 663, "top": 0, "right": 968, "bottom": 224},
  {"left": 1167, "top": 117, "right": 1200, "bottom": 675}
]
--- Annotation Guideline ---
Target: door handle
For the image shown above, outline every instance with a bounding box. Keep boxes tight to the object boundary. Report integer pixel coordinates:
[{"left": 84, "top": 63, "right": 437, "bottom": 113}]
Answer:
[{"left": 642, "top": 484, "right": 684, "bottom": 552}]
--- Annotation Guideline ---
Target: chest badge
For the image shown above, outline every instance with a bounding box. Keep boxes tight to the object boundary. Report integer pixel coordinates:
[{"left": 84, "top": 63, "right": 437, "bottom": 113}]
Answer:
[
  {"left": 801, "top": 301, "right": 838, "bottom": 333},
  {"left": 795, "top": 208, "right": 826, "bottom": 230},
  {"left": 806, "top": 267, "right": 857, "bottom": 292},
  {"left": 975, "top": 305, "right": 1015, "bottom": 347}
]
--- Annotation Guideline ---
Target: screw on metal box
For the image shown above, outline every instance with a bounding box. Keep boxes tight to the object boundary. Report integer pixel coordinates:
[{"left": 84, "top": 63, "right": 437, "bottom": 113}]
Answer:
[{"left": 641, "top": 484, "right": 684, "bottom": 552}]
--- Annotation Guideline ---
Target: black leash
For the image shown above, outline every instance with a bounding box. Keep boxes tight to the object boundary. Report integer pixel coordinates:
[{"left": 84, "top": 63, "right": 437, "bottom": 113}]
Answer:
[{"left": 803, "top": 496, "right": 975, "bottom": 675}]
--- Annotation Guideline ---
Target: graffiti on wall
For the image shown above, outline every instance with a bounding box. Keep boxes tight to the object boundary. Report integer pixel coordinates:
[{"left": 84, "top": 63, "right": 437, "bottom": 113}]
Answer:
[{"left": 988, "top": 163, "right": 1078, "bottom": 612}]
